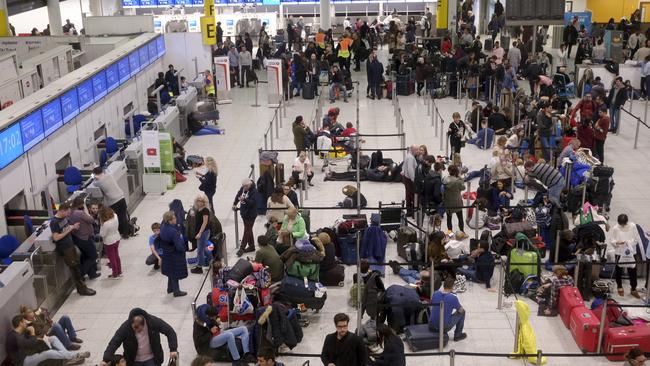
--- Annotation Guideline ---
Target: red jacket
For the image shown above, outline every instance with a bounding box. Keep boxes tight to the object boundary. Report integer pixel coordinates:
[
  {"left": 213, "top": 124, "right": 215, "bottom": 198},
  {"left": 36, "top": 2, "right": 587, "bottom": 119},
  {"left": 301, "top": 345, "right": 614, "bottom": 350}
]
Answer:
[
  {"left": 570, "top": 99, "right": 597, "bottom": 122},
  {"left": 577, "top": 124, "right": 594, "bottom": 149},
  {"left": 341, "top": 127, "right": 357, "bottom": 137},
  {"left": 594, "top": 116, "right": 610, "bottom": 141}
]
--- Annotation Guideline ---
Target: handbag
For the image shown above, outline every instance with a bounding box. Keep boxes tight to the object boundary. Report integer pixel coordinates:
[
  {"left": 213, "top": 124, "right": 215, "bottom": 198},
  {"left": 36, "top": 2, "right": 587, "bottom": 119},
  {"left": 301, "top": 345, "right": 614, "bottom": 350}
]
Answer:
[{"left": 617, "top": 247, "right": 636, "bottom": 269}]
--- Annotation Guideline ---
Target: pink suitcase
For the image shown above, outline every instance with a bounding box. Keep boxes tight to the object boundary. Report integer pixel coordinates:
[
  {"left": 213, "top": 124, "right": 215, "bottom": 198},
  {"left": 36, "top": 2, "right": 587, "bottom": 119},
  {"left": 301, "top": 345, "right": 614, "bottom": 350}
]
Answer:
[
  {"left": 604, "top": 325, "right": 650, "bottom": 361},
  {"left": 558, "top": 287, "right": 584, "bottom": 328},
  {"left": 569, "top": 306, "right": 600, "bottom": 353}
]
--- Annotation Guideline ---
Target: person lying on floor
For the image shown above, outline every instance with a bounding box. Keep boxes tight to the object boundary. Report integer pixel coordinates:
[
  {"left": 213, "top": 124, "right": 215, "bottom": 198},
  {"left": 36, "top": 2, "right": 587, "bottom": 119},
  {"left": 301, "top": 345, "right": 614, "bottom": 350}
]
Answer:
[{"left": 325, "top": 164, "right": 394, "bottom": 182}]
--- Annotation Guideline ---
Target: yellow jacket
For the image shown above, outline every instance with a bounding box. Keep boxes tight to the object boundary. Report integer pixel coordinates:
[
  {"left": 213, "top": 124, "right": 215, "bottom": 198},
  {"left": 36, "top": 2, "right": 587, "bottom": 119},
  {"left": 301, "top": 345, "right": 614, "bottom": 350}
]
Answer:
[{"left": 511, "top": 300, "right": 547, "bottom": 364}]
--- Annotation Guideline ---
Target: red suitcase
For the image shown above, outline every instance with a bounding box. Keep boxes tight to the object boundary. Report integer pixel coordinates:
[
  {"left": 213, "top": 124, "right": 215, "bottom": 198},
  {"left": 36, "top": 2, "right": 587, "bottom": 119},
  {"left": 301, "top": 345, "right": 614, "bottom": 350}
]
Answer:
[
  {"left": 558, "top": 287, "right": 584, "bottom": 328},
  {"left": 592, "top": 299, "right": 628, "bottom": 330},
  {"left": 604, "top": 325, "right": 650, "bottom": 361},
  {"left": 569, "top": 306, "right": 600, "bottom": 353}
]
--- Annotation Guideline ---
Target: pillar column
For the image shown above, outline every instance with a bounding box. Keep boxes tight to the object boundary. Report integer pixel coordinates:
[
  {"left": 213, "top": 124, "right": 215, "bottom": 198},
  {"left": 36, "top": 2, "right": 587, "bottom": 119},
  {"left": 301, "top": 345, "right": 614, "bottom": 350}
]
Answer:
[
  {"left": 378, "top": 1, "right": 383, "bottom": 17},
  {"left": 320, "top": 0, "right": 331, "bottom": 30},
  {"left": 48, "top": 0, "right": 63, "bottom": 36},
  {"left": 0, "top": 0, "right": 9, "bottom": 36}
]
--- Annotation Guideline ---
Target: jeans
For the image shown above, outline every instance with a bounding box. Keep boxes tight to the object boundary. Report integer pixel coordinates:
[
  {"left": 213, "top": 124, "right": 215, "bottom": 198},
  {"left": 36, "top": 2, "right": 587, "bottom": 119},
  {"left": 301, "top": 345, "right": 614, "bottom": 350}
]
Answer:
[
  {"left": 429, "top": 311, "right": 466, "bottom": 337},
  {"left": 241, "top": 65, "right": 251, "bottom": 86},
  {"left": 23, "top": 336, "right": 77, "bottom": 366},
  {"left": 547, "top": 181, "right": 564, "bottom": 207},
  {"left": 110, "top": 198, "right": 130, "bottom": 238},
  {"left": 48, "top": 316, "right": 77, "bottom": 348},
  {"left": 329, "top": 82, "right": 347, "bottom": 101},
  {"left": 398, "top": 268, "right": 420, "bottom": 284},
  {"left": 167, "top": 277, "right": 180, "bottom": 294},
  {"left": 209, "top": 326, "right": 250, "bottom": 360},
  {"left": 540, "top": 136, "right": 552, "bottom": 161},
  {"left": 73, "top": 236, "right": 98, "bottom": 277},
  {"left": 610, "top": 107, "right": 620, "bottom": 132},
  {"left": 196, "top": 229, "right": 211, "bottom": 267},
  {"left": 369, "top": 82, "right": 381, "bottom": 98},
  {"left": 146, "top": 253, "right": 160, "bottom": 266},
  {"left": 104, "top": 241, "right": 122, "bottom": 277}
]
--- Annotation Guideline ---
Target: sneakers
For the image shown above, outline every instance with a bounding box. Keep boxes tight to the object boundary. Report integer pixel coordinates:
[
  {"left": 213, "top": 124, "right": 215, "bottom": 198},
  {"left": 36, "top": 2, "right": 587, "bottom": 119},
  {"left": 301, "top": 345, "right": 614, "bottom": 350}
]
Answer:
[
  {"left": 67, "top": 343, "right": 81, "bottom": 351},
  {"left": 191, "top": 266, "right": 203, "bottom": 274},
  {"left": 453, "top": 333, "right": 468, "bottom": 342},
  {"left": 64, "top": 356, "right": 84, "bottom": 365},
  {"left": 77, "top": 351, "right": 90, "bottom": 358},
  {"left": 389, "top": 260, "right": 401, "bottom": 275},
  {"left": 618, "top": 288, "right": 625, "bottom": 296}
]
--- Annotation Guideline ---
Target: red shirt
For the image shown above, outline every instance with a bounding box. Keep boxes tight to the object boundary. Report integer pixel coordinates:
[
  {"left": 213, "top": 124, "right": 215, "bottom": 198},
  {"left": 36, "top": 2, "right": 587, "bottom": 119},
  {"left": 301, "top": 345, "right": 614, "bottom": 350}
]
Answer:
[
  {"left": 594, "top": 116, "right": 610, "bottom": 141},
  {"left": 441, "top": 39, "right": 452, "bottom": 54},
  {"left": 341, "top": 127, "right": 357, "bottom": 137}
]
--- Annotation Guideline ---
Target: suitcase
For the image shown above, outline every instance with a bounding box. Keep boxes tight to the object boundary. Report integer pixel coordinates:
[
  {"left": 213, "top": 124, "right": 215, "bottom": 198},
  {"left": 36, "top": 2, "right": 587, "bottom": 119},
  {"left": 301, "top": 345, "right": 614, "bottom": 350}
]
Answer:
[
  {"left": 592, "top": 299, "right": 632, "bottom": 330},
  {"left": 504, "top": 221, "right": 536, "bottom": 239},
  {"left": 604, "top": 325, "right": 650, "bottom": 361},
  {"left": 484, "top": 38, "right": 493, "bottom": 52},
  {"left": 397, "top": 226, "right": 418, "bottom": 259},
  {"left": 404, "top": 242, "right": 424, "bottom": 270},
  {"left": 274, "top": 163, "right": 285, "bottom": 185},
  {"left": 396, "top": 77, "right": 415, "bottom": 96},
  {"left": 507, "top": 247, "right": 540, "bottom": 278},
  {"left": 379, "top": 201, "right": 403, "bottom": 231},
  {"left": 302, "top": 81, "right": 315, "bottom": 99},
  {"left": 558, "top": 287, "right": 584, "bottom": 328},
  {"left": 569, "top": 306, "right": 600, "bottom": 353},
  {"left": 227, "top": 259, "right": 253, "bottom": 282},
  {"left": 339, "top": 234, "right": 358, "bottom": 264},
  {"left": 276, "top": 275, "right": 327, "bottom": 310},
  {"left": 404, "top": 324, "right": 450, "bottom": 351}
]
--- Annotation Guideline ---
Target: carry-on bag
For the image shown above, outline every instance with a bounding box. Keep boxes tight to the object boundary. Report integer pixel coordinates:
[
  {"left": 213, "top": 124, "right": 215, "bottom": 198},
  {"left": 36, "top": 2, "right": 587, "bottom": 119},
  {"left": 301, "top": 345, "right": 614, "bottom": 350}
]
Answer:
[
  {"left": 339, "top": 234, "right": 358, "bottom": 264},
  {"left": 227, "top": 259, "right": 253, "bottom": 283},
  {"left": 397, "top": 226, "right": 418, "bottom": 259},
  {"left": 404, "top": 324, "right": 450, "bottom": 351},
  {"left": 276, "top": 275, "right": 327, "bottom": 310},
  {"left": 507, "top": 241, "right": 540, "bottom": 279},
  {"left": 558, "top": 287, "right": 584, "bottom": 328},
  {"left": 569, "top": 306, "right": 600, "bottom": 352}
]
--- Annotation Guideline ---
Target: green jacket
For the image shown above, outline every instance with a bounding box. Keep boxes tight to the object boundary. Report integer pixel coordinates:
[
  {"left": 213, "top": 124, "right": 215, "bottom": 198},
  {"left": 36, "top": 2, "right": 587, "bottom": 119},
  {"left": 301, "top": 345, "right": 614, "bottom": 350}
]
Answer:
[
  {"left": 281, "top": 214, "right": 306, "bottom": 239},
  {"left": 254, "top": 245, "right": 285, "bottom": 282}
]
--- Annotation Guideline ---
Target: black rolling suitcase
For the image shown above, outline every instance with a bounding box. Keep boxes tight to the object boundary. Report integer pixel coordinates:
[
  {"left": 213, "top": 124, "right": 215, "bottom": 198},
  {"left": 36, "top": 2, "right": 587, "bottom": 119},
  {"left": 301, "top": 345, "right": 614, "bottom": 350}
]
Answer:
[
  {"left": 396, "top": 74, "right": 415, "bottom": 96},
  {"left": 276, "top": 275, "right": 327, "bottom": 310},
  {"left": 397, "top": 226, "right": 418, "bottom": 259},
  {"left": 404, "top": 324, "right": 450, "bottom": 351},
  {"left": 302, "top": 81, "right": 316, "bottom": 99}
]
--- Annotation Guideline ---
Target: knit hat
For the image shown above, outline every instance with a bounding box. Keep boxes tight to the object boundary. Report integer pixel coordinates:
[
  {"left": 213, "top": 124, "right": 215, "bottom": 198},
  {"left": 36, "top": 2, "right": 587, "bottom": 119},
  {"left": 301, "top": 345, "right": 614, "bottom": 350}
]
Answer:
[
  {"left": 342, "top": 185, "right": 357, "bottom": 197},
  {"left": 317, "top": 232, "right": 331, "bottom": 245}
]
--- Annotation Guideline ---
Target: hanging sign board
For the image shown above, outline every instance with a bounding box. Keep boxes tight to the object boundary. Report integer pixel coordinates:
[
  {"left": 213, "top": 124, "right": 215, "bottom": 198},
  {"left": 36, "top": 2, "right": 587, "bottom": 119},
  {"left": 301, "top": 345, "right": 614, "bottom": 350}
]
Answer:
[
  {"left": 266, "top": 58, "right": 282, "bottom": 107},
  {"left": 214, "top": 56, "right": 231, "bottom": 103}
]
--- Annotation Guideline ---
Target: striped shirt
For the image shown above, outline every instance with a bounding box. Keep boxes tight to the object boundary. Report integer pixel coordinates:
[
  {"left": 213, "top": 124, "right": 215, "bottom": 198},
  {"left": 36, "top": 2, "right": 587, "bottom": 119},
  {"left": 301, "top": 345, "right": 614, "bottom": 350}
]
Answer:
[{"left": 529, "top": 163, "right": 563, "bottom": 188}]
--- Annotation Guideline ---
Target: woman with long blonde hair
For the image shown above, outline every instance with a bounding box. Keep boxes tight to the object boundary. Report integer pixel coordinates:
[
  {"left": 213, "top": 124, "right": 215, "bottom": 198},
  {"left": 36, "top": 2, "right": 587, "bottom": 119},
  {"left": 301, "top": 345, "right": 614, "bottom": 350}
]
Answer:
[
  {"left": 197, "top": 156, "right": 218, "bottom": 210},
  {"left": 190, "top": 193, "right": 211, "bottom": 274}
]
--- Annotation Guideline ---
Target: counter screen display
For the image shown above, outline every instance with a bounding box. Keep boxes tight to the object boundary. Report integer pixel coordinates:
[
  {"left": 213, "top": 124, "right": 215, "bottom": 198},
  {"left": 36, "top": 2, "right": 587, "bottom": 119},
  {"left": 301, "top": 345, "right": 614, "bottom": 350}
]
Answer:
[
  {"left": 20, "top": 111, "right": 44, "bottom": 151},
  {"left": 105, "top": 63, "right": 119, "bottom": 93},
  {"left": 92, "top": 71, "right": 107, "bottom": 101},
  {"left": 118, "top": 57, "right": 130, "bottom": 84},
  {"left": 60, "top": 89, "right": 79, "bottom": 124},
  {"left": 192, "top": 0, "right": 204, "bottom": 4},
  {"left": 122, "top": 0, "right": 140, "bottom": 6},
  {"left": 77, "top": 79, "right": 94, "bottom": 112},
  {"left": 129, "top": 52, "right": 140, "bottom": 76},
  {"left": 148, "top": 41, "right": 157, "bottom": 60},
  {"left": 42, "top": 99, "right": 63, "bottom": 137},
  {"left": 156, "top": 36, "right": 165, "bottom": 57},
  {"left": 140, "top": 0, "right": 158, "bottom": 5},
  {"left": 157, "top": 0, "right": 172, "bottom": 4},
  {"left": 0, "top": 124, "right": 24, "bottom": 169},
  {"left": 139, "top": 46, "right": 150, "bottom": 68}
]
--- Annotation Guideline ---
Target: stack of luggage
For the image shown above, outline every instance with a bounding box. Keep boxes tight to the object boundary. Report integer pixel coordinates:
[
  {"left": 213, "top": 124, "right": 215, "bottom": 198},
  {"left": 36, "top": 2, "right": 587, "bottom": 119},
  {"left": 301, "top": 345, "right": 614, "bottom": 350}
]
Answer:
[
  {"left": 396, "top": 71, "right": 415, "bottom": 96},
  {"left": 275, "top": 238, "right": 327, "bottom": 310},
  {"left": 335, "top": 215, "right": 368, "bottom": 264},
  {"left": 587, "top": 165, "right": 614, "bottom": 209}
]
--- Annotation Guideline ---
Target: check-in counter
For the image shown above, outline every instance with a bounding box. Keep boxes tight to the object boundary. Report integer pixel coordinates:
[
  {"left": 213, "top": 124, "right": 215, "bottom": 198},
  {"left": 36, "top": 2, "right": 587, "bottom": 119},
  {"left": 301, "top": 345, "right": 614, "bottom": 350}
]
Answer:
[
  {"left": 153, "top": 106, "right": 180, "bottom": 142},
  {"left": 124, "top": 141, "right": 144, "bottom": 210},
  {"left": 0, "top": 261, "right": 37, "bottom": 362},
  {"left": 175, "top": 86, "right": 197, "bottom": 144}
]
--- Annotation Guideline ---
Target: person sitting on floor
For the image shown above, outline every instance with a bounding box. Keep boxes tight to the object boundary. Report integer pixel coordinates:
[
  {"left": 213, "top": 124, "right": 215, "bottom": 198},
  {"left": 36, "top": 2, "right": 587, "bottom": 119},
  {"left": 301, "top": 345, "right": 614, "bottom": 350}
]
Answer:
[
  {"left": 193, "top": 305, "right": 256, "bottom": 365},
  {"left": 338, "top": 185, "right": 368, "bottom": 208},
  {"left": 18, "top": 319, "right": 91, "bottom": 366},
  {"left": 19, "top": 306, "right": 83, "bottom": 351},
  {"left": 445, "top": 231, "right": 468, "bottom": 260},
  {"left": 318, "top": 232, "right": 345, "bottom": 286},
  {"left": 429, "top": 276, "right": 468, "bottom": 342},
  {"left": 536, "top": 265, "right": 574, "bottom": 316},
  {"left": 254, "top": 235, "right": 284, "bottom": 282},
  {"left": 279, "top": 207, "right": 307, "bottom": 243},
  {"left": 370, "top": 324, "right": 406, "bottom": 366}
]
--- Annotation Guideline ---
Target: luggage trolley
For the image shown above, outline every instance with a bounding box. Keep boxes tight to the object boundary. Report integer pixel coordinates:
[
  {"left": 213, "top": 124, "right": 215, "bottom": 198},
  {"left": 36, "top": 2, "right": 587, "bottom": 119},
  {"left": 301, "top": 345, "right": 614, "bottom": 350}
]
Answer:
[{"left": 378, "top": 201, "right": 405, "bottom": 231}]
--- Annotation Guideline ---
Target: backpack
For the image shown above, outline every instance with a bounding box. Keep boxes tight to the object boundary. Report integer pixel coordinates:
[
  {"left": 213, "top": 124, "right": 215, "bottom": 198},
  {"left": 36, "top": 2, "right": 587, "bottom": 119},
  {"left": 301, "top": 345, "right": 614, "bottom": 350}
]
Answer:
[
  {"left": 370, "top": 150, "right": 384, "bottom": 169},
  {"left": 349, "top": 282, "right": 364, "bottom": 308},
  {"left": 362, "top": 272, "right": 382, "bottom": 318},
  {"left": 504, "top": 269, "right": 525, "bottom": 296},
  {"left": 287, "top": 261, "right": 319, "bottom": 282},
  {"left": 520, "top": 275, "right": 540, "bottom": 296}
]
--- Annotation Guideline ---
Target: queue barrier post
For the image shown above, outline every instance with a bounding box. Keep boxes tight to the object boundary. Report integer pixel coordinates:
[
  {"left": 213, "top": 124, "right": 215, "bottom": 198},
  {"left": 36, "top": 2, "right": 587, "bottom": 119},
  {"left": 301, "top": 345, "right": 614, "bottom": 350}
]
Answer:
[
  {"left": 474, "top": 200, "right": 479, "bottom": 240},
  {"left": 233, "top": 208, "right": 240, "bottom": 249},
  {"left": 596, "top": 298, "right": 608, "bottom": 353},
  {"left": 431, "top": 100, "right": 436, "bottom": 127},
  {"left": 251, "top": 81, "right": 261, "bottom": 107},
  {"left": 439, "top": 301, "right": 445, "bottom": 351},
  {"left": 554, "top": 229, "right": 561, "bottom": 264},
  {"left": 581, "top": 183, "right": 587, "bottom": 208},
  {"left": 434, "top": 104, "right": 439, "bottom": 137},
  {"left": 536, "top": 350, "right": 543, "bottom": 366},
  {"left": 303, "top": 163, "right": 309, "bottom": 200},
  {"left": 439, "top": 118, "right": 444, "bottom": 151},
  {"left": 449, "top": 349, "right": 456, "bottom": 366},
  {"left": 513, "top": 310, "right": 521, "bottom": 352},
  {"left": 299, "top": 181, "right": 304, "bottom": 207},
  {"left": 497, "top": 259, "right": 505, "bottom": 310},
  {"left": 458, "top": 72, "right": 462, "bottom": 105},
  {"left": 275, "top": 109, "right": 280, "bottom": 138}
]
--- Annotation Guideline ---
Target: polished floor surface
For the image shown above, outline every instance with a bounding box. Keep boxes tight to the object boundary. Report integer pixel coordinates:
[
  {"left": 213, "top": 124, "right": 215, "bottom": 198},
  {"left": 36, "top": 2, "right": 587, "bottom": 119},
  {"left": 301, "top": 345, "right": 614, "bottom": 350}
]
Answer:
[{"left": 53, "top": 48, "right": 650, "bottom": 366}]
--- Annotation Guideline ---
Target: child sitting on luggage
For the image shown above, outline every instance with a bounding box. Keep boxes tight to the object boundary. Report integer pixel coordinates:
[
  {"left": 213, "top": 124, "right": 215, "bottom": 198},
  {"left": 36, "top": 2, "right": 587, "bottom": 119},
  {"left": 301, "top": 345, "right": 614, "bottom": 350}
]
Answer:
[{"left": 537, "top": 265, "right": 574, "bottom": 316}]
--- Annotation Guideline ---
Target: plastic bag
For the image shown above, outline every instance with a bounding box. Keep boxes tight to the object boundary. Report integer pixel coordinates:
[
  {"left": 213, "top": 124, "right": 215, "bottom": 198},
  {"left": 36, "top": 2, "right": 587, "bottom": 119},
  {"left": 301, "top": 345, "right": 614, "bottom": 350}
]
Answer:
[{"left": 233, "top": 288, "right": 254, "bottom": 315}]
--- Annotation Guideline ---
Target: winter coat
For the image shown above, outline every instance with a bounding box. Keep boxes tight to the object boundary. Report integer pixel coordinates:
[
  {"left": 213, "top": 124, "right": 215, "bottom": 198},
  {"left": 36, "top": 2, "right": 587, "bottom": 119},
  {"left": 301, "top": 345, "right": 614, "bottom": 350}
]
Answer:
[
  {"left": 264, "top": 303, "right": 303, "bottom": 349},
  {"left": 280, "top": 213, "right": 307, "bottom": 239},
  {"left": 281, "top": 245, "right": 324, "bottom": 268},
  {"left": 443, "top": 176, "right": 465, "bottom": 214},
  {"left": 233, "top": 184, "right": 258, "bottom": 220},
  {"left": 160, "top": 223, "right": 188, "bottom": 280},
  {"left": 373, "top": 335, "right": 406, "bottom": 366},
  {"left": 361, "top": 226, "right": 387, "bottom": 260},
  {"left": 382, "top": 285, "right": 421, "bottom": 333},
  {"left": 367, "top": 59, "right": 384, "bottom": 84},
  {"left": 293, "top": 122, "right": 307, "bottom": 149},
  {"left": 102, "top": 308, "right": 178, "bottom": 366},
  {"left": 198, "top": 171, "right": 217, "bottom": 197}
]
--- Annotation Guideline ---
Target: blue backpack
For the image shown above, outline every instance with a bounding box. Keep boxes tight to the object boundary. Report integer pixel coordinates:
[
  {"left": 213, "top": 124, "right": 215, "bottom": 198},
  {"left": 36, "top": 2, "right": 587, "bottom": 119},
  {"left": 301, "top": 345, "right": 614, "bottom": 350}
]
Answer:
[{"left": 520, "top": 275, "right": 540, "bottom": 296}]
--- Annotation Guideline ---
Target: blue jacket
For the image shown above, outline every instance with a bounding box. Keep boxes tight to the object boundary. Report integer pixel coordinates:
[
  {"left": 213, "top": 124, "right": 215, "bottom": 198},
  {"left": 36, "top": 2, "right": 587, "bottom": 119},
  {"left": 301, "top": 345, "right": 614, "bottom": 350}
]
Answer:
[
  {"left": 233, "top": 184, "right": 258, "bottom": 220},
  {"left": 475, "top": 251, "right": 495, "bottom": 284},
  {"left": 160, "top": 223, "right": 188, "bottom": 280},
  {"left": 361, "top": 226, "right": 387, "bottom": 260}
]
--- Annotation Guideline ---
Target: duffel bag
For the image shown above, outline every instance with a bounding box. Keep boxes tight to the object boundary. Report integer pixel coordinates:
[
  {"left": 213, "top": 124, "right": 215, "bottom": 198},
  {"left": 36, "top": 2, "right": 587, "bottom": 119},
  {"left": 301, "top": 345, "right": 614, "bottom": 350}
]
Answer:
[{"left": 227, "top": 258, "right": 253, "bottom": 283}]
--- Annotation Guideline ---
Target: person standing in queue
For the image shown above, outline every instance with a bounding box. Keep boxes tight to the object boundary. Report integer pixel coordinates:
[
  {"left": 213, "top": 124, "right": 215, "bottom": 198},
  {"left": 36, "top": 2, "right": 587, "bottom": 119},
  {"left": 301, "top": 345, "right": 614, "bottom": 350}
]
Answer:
[
  {"left": 101, "top": 308, "right": 178, "bottom": 366},
  {"left": 50, "top": 202, "right": 96, "bottom": 296},
  {"left": 233, "top": 179, "right": 258, "bottom": 256},
  {"left": 159, "top": 211, "right": 188, "bottom": 297},
  {"left": 92, "top": 167, "right": 131, "bottom": 239},
  {"left": 320, "top": 313, "right": 367, "bottom": 366},
  {"left": 68, "top": 197, "right": 99, "bottom": 280},
  {"left": 197, "top": 156, "right": 218, "bottom": 211}
]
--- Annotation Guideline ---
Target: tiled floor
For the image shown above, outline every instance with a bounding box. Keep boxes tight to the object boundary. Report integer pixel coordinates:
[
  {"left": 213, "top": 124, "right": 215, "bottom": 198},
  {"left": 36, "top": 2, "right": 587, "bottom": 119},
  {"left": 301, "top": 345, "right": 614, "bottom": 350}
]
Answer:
[{"left": 53, "top": 48, "right": 650, "bottom": 366}]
